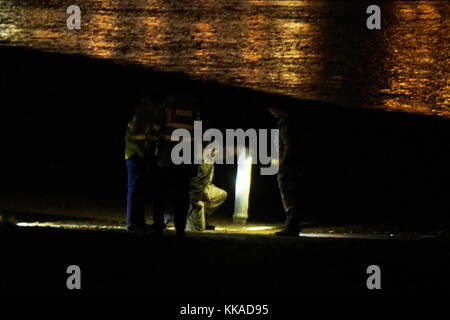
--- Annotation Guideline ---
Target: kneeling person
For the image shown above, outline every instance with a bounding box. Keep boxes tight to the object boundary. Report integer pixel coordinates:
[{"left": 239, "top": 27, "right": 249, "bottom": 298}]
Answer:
[{"left": 186, "top": 157, "right": 227, "bottom": 231}]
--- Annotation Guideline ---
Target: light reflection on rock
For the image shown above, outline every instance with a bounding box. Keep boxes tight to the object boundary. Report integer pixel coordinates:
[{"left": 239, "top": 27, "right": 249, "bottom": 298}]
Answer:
[{"left": 0, "top": 0, "right": 448, "bottom": 117}]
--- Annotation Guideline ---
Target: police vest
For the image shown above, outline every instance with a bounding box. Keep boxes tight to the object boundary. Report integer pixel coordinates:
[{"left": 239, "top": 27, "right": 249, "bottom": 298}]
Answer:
[
  {"left": 156, "top": 105, "right": 201, "bottom": 167},
  {"left": 161, "top": 106, "right": 200, "bottom": 142}
]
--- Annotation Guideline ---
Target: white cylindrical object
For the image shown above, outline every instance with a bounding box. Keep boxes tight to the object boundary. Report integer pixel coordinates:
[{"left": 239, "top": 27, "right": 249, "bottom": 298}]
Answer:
[{"left": 233, "top": 148, "right": 252, "bottom": 224}]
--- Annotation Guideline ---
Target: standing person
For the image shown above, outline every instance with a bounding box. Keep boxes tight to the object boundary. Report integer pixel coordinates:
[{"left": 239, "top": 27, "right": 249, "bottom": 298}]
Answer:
[
  {"left": 125, "top": 95, "right": 166, "bottom": 232},
  {"left": 125, "top": 92, "right": 197, "bottom": 238},
  {"left": 268, "top": 107, "right": 311, "bottom": 237},
  {"left": 153, "top": 94, "right": 199, "bottom": 238},
  {"left": 186, "top": 148, "right": 227, "bottom": 232}
]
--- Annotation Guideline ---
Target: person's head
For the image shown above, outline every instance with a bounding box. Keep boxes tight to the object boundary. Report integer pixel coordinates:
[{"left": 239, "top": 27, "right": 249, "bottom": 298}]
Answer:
[
  {"left": 149, "top": 89, "right": 167, "bottom": 106},
  {"left": 137, "top": 83, "right": 168, "bottom": 106}
]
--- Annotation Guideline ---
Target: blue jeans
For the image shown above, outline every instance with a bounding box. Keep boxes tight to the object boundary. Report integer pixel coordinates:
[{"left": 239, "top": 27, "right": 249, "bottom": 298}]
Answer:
[
  {"left": 126, "top": 155, "right": 146, "bottom": 226},
  {"left": 126, "top": 155, "right": 195, "bottom": 230}
]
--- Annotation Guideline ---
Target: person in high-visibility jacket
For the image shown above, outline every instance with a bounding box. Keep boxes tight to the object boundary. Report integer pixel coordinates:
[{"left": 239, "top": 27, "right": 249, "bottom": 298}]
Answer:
[
  {"left": 125, "top": 96, "right": 166, "bottom": 232},
  {"left": 125, "top": 93, "right": 198, "bottom": 237}
]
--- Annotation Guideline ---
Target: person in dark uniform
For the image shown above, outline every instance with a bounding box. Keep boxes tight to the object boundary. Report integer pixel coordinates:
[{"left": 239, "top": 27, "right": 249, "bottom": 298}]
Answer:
[
  {"left": 125, "top": 93, "right": 197, "bottom": 237},
  {"left": 268, "top": 107, "right": 311, "bottom": 237},
  {"left": 154, "top": 94, "right": 199, "bottom": 237}
]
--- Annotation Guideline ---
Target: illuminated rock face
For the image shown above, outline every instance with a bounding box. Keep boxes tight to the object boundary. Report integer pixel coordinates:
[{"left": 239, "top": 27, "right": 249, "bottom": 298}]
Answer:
[{"left": 0, "top": 1, "right": 447, "bottom": 117}]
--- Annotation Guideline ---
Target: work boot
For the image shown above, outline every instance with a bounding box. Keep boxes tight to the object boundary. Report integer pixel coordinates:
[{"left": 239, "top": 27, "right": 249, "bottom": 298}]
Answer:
[
  {"left": 127, "top": 224, "right": 152, "bottom": 233},
  {"left": 275, "top": 210, "right": 301, "bottom": 237},
  {"left": 145, "top": 223, "right": 164, "bottom": 237},
  {"left": 205, "top": 223, "right": 215, "bottom": 231},
  {"left": 275, "top": 227, "right": 301, "bottom": 237}
]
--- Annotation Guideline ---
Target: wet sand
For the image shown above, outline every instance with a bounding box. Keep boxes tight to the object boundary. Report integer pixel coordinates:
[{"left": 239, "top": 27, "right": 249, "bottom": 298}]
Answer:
[{"left": 1, "top": 221, "right": 449, "bottom": 300}]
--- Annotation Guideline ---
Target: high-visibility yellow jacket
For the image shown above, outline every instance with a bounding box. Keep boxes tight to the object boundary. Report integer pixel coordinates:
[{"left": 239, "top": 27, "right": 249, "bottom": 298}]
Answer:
[
  {"left": 124, "top": 99, "right": 166, "bottom": 160},
  {"left": 125, "top": 98, "right": 200, "bottom": 163}
]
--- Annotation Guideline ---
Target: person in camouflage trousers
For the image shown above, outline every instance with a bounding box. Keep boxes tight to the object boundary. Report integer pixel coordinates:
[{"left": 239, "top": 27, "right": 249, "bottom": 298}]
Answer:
[
  {"left": 186, "top": 147, "right": 227, "bottom": 232},
  {"left": 269, "top": 107, "right": 310, "bottom": 237}
]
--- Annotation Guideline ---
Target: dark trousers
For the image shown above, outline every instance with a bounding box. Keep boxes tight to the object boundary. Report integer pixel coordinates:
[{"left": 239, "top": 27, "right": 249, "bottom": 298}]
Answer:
[
  {"left": 277, "top": 148, "right": 311, "bottom": 226},
  {"left": 126, "top": 155, "right": 194, "bottom": 231},
  {"left": 126, "top": 155, "right": 146, "bottom": 227}
]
